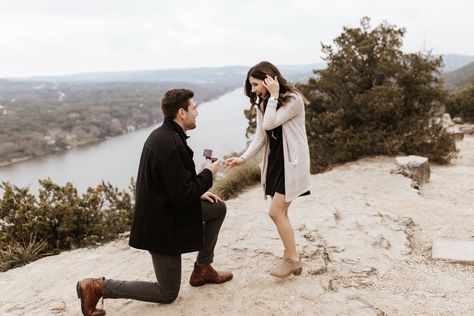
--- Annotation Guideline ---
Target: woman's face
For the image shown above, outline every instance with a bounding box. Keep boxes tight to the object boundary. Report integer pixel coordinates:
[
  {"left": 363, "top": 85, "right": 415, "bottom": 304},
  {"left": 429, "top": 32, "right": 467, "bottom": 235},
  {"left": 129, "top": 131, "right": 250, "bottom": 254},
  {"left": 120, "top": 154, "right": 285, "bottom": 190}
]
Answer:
[{"left": 249, "top": 76, "right": 268, "bottom": 99}]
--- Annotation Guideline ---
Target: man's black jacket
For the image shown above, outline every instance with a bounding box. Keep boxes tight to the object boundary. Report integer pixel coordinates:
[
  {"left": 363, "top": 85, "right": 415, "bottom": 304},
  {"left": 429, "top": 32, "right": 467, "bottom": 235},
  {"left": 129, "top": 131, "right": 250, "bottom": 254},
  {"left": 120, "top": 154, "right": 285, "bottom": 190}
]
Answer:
[{"left": 129, "top": 118, "right": 213, "bottom": 254}]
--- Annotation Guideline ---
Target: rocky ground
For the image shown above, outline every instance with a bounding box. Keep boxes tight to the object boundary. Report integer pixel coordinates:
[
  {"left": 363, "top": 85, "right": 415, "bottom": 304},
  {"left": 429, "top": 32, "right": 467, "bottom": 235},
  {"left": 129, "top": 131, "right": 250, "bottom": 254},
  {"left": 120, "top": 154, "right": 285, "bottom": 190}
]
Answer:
[{"left": 1, "top": 136, "right": 473, "bottom": 316}]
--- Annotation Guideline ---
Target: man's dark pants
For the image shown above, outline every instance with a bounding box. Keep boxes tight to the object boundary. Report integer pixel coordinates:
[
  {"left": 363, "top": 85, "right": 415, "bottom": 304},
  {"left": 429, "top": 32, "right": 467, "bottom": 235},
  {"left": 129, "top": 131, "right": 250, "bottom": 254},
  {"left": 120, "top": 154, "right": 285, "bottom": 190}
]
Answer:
[{"left": 102, "top": 201, "right": 227, "bottom": 303}]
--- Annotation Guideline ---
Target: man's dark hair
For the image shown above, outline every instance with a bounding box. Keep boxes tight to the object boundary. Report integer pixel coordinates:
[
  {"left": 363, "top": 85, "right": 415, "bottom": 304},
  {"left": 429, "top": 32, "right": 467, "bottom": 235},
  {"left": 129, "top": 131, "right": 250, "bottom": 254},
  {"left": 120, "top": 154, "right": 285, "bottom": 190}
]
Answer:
[{"left": 161, "top": 89, "right": 194, "bottom": 119}]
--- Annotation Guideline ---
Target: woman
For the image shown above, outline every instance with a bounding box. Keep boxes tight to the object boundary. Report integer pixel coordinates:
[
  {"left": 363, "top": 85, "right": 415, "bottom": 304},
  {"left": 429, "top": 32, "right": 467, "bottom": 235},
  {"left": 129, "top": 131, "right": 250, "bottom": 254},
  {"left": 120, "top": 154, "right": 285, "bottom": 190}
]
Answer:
[{"left": 225, "top": 61, "right": 311, "bottom": 278}]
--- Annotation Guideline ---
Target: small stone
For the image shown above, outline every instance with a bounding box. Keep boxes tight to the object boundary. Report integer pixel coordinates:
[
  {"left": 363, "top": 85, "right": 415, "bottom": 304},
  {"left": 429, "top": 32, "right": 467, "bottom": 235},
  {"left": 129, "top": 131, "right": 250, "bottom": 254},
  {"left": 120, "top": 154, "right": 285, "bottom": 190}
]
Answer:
[
  {"left": 393, "top": 155, "right": 430, "bottom": 185},
  {"left": 432, "top": 239, "right": 474, "bottom": 263},
  {"left": 452, "top": 117, "right": 463, "bottom": 124}
]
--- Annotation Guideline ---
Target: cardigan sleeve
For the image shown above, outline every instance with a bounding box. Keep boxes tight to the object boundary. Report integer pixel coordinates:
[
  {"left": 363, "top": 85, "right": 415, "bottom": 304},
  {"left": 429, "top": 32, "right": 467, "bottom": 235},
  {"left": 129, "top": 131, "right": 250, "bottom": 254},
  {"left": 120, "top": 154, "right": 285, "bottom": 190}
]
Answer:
[
  {"left": 261, "top": 93, "right": 303, "bottom": 131},
  {"left": 241, "top": 109, "right": 266, "bottom": 161}
]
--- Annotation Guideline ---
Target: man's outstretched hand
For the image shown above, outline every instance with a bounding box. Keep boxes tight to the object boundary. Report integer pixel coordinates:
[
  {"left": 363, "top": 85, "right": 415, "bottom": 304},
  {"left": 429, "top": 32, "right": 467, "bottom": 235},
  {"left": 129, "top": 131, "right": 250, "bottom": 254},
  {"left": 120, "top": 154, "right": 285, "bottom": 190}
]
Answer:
[{"left": 205, "top": 159, "right": 221, "bottom": 176}]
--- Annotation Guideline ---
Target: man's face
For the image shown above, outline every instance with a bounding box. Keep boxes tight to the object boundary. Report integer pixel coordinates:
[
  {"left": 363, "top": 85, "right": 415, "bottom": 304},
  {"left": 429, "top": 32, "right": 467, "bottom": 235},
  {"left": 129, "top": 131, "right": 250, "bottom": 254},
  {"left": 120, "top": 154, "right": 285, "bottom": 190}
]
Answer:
[{"left": 182, "top": 98, "right": 198, "bottom": 130}]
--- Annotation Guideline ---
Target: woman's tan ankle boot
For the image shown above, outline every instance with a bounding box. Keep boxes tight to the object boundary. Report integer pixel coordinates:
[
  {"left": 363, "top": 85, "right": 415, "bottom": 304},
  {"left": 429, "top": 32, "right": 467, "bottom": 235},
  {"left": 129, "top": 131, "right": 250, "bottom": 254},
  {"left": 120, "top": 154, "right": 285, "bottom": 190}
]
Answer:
[{"left": 270, "top": 257, "right": 302, "bottom": 278}]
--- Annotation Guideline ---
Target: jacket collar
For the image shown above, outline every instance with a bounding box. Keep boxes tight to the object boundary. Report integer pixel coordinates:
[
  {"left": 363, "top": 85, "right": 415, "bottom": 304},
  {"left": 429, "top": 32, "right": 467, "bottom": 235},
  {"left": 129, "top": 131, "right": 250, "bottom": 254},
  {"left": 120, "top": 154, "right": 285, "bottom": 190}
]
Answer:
[{"left": 163, "top": 117, "right": 190, "bottom": 141}]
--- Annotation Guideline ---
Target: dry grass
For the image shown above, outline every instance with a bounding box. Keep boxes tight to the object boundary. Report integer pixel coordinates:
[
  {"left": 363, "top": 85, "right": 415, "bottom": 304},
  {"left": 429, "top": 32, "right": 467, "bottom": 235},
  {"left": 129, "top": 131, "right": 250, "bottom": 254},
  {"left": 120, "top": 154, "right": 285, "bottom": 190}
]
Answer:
[
  {"left": 211, "top": 158, "right": 260, "bottom": 200},
  {"left": 0, "top": 235, "right": 49, "bottom": 271}
]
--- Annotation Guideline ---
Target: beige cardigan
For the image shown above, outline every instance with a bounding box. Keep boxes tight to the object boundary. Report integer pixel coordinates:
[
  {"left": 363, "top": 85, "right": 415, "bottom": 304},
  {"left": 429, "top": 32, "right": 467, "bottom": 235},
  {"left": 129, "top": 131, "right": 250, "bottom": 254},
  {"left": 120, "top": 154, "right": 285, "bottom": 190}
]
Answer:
[{"left": 241, "top": 92, "right": 311, "bottom": 202}]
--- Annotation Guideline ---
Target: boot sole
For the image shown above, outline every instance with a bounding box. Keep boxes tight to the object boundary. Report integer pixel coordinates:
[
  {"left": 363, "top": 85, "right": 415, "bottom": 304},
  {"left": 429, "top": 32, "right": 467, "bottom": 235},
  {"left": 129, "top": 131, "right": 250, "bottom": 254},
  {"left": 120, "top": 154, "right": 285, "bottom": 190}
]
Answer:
[
  {"left": 270, "top": 267, "right": 303, "bottom": 278},
  {"left": 76, "top": 281, "right": 106, "bottom": 316},
  {"left": 189, "top": 275, "right": 234, "bottom": 287},
  {"left": 189, "top": 280, "right": 206, "bottom": 287},
  {"left": 76, "top": 281, "right": 85, "bottom": 315}
]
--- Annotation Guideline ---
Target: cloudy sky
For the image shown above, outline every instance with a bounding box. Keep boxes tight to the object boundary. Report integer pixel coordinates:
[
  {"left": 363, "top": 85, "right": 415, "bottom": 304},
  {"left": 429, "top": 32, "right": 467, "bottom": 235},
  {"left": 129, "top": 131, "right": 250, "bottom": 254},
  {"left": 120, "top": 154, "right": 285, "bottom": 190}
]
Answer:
[{"left": 1, "top": 0, "right": 473, "bottom": 77}]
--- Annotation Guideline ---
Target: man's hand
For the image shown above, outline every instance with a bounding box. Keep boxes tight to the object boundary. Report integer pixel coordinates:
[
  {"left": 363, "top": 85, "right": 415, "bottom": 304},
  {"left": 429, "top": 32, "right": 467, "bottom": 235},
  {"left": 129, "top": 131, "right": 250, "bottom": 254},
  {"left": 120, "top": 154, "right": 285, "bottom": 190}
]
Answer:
[
  {"left": 205, "top": 159, "right": 221, "bottom": 176},
  {"left": 200, "top": 191, "right": 223, "bottom": 203}
]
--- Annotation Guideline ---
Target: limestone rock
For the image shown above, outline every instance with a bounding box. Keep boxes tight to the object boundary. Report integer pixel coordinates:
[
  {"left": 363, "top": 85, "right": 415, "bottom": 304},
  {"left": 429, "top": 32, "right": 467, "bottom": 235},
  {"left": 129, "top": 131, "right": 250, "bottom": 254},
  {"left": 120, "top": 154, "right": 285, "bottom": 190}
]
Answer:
[
  {"left": 446, "top": 125, "right": 465, "bottom": 140},
  {"left": 459, "top": 124, "right": 474, "bottom": 135},
  {"left": 432, "top": 239, "right": 474, "bottom": 263},
  {"left": 393, "top": 155, "right": 430, "bottom": 185},
  {"left": 452, "top": 117, "right": 463, "bottom": 124},
  {"left": 441, "top": 113, "right": 454, "bottom": 128}
]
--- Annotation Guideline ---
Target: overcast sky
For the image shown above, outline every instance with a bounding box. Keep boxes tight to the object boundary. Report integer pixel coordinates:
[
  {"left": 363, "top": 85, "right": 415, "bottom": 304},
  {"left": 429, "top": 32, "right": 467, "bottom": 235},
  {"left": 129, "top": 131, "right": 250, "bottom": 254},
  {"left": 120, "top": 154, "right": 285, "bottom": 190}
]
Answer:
[{"left": 1, "top": 0, "right": 473, "bottom": 77}]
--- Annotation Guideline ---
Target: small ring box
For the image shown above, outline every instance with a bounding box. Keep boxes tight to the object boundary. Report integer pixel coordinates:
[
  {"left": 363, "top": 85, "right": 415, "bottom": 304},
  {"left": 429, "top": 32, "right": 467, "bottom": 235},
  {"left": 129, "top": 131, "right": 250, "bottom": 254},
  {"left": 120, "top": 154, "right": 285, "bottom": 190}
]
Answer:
[{"left": 203, "top": 149, "right": 218, "bottom": 162}]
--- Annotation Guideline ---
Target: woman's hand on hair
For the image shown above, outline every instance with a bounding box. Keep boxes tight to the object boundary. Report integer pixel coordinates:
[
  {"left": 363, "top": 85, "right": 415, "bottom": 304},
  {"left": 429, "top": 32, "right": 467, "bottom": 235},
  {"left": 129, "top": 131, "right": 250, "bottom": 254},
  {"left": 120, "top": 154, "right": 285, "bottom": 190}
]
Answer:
[{"left": 263, "top": 75, "right": 280, "bottom": 99}]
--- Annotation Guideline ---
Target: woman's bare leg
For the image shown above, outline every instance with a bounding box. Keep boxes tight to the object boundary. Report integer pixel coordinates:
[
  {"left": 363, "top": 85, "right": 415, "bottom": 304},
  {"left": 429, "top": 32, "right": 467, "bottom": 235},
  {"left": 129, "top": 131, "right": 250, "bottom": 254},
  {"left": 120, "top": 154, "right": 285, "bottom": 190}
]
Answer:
[{"left": 268, "top": 193, "right": 298, "bottom": 261}]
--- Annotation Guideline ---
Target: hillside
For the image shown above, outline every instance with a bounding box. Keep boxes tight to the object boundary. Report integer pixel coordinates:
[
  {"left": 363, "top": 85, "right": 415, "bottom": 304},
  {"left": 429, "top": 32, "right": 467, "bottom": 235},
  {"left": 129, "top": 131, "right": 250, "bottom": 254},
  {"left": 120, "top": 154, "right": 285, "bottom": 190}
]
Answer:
[
  {"left": 1, "top": 135, "right": 473, "bottom": 315},
  {"left": 441, "top": 54, "right": 474, "bottom": 73},
  {"left": 443, "top": 61, "right": 474, "bottom": 90},
  {"left": 9, "top": 63, "right": 325, "bottom": 85}
]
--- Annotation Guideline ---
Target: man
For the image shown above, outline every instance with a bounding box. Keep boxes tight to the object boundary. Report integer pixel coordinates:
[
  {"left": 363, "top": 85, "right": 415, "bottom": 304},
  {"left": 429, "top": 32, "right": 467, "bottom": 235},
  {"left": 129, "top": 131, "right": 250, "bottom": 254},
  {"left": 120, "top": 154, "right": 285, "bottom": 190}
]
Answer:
[{"left": 76, "top": 89, "right": 232, "bottom": 316}]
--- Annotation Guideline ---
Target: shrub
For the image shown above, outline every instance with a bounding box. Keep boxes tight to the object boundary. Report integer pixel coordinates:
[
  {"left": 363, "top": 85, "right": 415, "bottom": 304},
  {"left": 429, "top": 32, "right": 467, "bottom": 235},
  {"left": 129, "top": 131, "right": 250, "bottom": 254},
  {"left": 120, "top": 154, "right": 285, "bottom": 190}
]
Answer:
[
  {"left": 0, "top": 179, "right": 135, "bottom": 271},
  {"left": 298, "top": 17, "right": 456, "bottom": 173}
]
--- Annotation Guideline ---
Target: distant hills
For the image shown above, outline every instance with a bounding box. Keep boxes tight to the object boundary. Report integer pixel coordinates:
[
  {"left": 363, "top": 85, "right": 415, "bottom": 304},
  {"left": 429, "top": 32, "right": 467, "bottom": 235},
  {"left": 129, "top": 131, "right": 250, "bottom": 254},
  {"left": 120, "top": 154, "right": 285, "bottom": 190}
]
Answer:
[
  {"left": 4, "top": 54, "right": 474, "bottom": 91},
  {"left": 10, "top": 63, "right": 326, "bottom": 87},
  {"left": 440, "top": 54, "right": 474, "bottom": 73},
  {"left": 442, "top": 61, "right": 474, "bottom": 90}
]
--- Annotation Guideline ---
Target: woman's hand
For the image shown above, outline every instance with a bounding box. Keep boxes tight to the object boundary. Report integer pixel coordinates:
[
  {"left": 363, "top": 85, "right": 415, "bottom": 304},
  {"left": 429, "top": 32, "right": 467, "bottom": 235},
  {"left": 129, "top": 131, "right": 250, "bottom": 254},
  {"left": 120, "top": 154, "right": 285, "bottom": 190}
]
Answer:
[
  {"left": 263, "top": 75, "right": 279, "bottom": 99},
  {"left": 224, "top": 156, "right": 245, "bottom": 169}
]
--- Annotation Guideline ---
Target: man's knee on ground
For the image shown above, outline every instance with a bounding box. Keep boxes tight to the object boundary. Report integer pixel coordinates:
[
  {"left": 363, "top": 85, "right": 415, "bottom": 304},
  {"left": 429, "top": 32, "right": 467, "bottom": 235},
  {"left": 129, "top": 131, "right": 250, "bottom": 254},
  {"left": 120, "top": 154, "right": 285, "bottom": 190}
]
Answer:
[
  {"left": 217, "top": 201, "right": 227, "bottom": 218},
  {"left": 161, "top": 291, "right": 179, "bottom": 304}
]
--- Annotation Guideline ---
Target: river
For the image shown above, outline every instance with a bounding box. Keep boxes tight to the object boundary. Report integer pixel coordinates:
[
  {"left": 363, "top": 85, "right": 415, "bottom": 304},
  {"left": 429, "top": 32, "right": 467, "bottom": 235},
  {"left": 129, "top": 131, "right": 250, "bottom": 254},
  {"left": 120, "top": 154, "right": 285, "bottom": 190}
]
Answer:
[{"left": 0, "top": 88, "right": 250, "bottom": 193}]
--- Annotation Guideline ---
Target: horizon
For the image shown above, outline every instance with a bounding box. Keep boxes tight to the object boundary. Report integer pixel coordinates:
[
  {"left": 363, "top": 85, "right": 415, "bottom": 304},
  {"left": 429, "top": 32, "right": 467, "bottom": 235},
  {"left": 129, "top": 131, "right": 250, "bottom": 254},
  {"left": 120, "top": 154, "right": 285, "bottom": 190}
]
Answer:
[
  {"left": 1, "top": 61, "right": 326, "bottom": 80},
  {"left": 2, "top": 53, "right": 472, "bottom": 80}
]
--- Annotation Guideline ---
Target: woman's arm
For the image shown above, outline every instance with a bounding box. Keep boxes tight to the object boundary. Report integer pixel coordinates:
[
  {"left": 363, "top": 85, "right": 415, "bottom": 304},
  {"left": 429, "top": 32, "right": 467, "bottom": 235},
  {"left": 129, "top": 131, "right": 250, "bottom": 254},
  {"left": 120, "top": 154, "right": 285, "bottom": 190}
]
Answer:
[
  {"left": 261, "top": 94, "right": 303, "bottom": 131},
  {"left": 241, "top": 109, "right": 266, "bottom": 161}
]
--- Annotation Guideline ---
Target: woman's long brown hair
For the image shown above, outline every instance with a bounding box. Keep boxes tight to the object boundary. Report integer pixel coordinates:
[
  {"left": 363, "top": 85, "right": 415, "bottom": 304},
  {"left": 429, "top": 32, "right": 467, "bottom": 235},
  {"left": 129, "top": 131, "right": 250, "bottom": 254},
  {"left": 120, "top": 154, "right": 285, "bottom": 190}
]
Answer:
[{"left": 244, "top": 61, "right": 308, "bottom": 112}]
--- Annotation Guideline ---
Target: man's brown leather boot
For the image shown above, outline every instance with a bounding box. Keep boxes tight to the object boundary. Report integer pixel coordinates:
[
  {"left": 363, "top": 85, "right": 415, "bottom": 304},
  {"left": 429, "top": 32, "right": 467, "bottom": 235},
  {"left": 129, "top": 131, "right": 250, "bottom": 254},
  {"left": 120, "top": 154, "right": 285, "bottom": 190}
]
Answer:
[
  {"left": 189, "top": 263, "right": 233, "bottom": 287},
  {"left": 76, "top": 277, "right": 106, "bottom": 316}
]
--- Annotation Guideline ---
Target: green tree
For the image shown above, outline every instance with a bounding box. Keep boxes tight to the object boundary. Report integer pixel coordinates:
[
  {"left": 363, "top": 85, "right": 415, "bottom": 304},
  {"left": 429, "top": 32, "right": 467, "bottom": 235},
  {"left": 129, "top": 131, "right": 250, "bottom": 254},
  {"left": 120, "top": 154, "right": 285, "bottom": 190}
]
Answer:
[
  {"left": 0, "top": 179, "right": 135, "bottom": 271},
  {"left": 298, "top": 17, "right": 456, "bottom": 172}
]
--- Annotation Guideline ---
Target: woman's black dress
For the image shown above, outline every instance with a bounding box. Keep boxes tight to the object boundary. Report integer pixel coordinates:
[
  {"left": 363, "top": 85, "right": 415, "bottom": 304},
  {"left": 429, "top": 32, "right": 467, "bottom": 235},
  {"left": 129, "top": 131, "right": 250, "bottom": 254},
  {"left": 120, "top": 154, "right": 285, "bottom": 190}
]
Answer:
[
  {"left": 264, "top": 125, "right": 310, "bottom": 198},
  {"left": 265, "top": 126, "right": 285, "bottom": 196}
]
